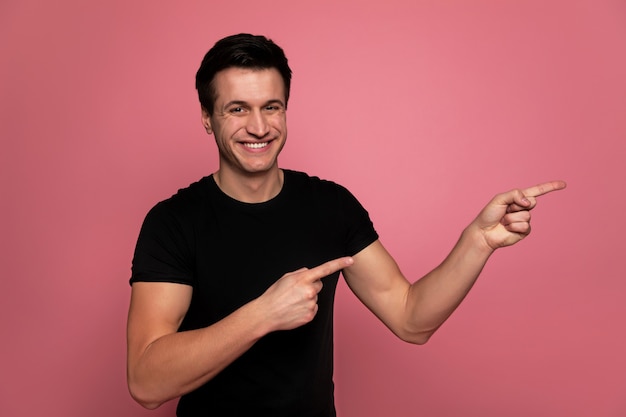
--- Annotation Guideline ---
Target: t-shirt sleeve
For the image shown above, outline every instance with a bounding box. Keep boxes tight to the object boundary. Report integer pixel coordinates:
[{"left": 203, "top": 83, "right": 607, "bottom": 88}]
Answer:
[
  {"left": 336, "top": 184, "right": 379, "bottom": 256},
  {"left": 130, "top": 201, "right": 195, "bottom": 286}
]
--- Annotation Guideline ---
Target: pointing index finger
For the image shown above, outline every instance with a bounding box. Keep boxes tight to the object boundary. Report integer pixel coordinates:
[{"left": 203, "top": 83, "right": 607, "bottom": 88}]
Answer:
[
  {"left": 522, "top": 180, "right": 567, "bottom": 198},
  {"left": 306, "top": 257, "right": 354, "bottom": 282}
]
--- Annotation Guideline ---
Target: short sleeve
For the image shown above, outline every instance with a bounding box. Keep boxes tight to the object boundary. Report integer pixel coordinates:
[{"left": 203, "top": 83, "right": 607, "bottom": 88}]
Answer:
[
  {"left": 336, "top": 184, "right": 379, "bottom": 256},
  {"left": 130, "top": 201, "right": 195, "bottom": 286}
]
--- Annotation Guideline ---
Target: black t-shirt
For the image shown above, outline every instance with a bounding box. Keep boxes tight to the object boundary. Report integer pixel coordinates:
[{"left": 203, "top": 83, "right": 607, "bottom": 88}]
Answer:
[{"left": 131, "top": 169, "right": 378, "bottom": 416}]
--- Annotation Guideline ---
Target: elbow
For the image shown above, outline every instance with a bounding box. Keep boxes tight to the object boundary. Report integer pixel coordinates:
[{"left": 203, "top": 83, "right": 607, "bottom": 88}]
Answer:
[
  {"left": 128, "top": 378, "right": 166, "bottom": 410},
  {"left": 399, "top": 331, "right": 432, "bottom": 345},
  {"left": 136, "top": 400, "right": 162, "bottom": 411},
  {"left": 396, "top": 324, "right": 439, "bottom": 345}
]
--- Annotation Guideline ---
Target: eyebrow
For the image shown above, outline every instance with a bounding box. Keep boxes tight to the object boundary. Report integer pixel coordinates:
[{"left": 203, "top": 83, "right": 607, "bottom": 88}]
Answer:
[{"left": 224, "top": 99, "right": 285, "bottom": 108}]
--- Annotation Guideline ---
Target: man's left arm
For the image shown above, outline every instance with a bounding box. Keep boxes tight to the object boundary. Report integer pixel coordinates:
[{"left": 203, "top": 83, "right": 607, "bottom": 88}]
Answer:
[{"left": 341, "top": 180, "right": 566, "bottom": 344}]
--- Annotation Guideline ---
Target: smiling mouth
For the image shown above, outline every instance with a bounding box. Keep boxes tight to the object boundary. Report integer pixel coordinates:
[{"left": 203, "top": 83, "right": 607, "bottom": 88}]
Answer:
[{"left": 242, "top": 142, "right": 269, "bottom": 149}]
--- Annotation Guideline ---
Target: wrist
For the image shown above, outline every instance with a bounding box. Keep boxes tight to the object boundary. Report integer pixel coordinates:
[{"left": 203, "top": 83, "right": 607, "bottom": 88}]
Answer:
[
  {"left": 462, "top": 223, "right": 496, "bottom": 258},
  {"left": 235, "top": 297, "right": 272, "bottom": 341}
]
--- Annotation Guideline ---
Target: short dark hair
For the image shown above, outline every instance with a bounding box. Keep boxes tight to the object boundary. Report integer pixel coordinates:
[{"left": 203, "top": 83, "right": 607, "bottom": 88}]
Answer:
[{"left": 195, "top": 33, "right": 292, "bottom": 115}]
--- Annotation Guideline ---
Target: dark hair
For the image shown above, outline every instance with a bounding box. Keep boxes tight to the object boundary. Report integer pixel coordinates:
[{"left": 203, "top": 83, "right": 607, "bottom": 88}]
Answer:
[{"left": 195, "top": 33, "right": 292, "bottom": 115}]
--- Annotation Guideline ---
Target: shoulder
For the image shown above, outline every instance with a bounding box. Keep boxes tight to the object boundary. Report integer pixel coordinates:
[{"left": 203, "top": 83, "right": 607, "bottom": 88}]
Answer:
[
  {"left": 151, "top": 176, "right": 212, "bottom": 213},
  {"left": 165, "top": 176, "right": 212, "bottom": 205},
  {"left": 283, "top": 169, "right": 350, "bottom": 196},
  {"left": 281, "top": 169, "right": 368, "bottom": 216},
  {"left": 142, "top": 176, "right": 213, "bottom": 229}
]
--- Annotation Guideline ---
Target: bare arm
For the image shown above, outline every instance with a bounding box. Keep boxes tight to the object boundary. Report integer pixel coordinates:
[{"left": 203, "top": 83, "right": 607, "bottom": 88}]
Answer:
[
  {"left": 126, "top": 257, "right": 353, "bottom": 409},
  {"left": 342, "top": 180, "right": 566, "bottom": 344}
]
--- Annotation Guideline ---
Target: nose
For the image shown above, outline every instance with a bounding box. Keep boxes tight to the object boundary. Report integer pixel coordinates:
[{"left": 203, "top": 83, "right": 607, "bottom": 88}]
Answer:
[{"left": 246, "top": 109, "right": 270, "bottom": 138}]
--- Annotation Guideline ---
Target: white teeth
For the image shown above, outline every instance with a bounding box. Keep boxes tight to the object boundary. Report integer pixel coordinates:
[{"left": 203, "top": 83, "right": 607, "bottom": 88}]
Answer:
[{"left": 243, "top": 142, "right": 268, "bottom": 149}]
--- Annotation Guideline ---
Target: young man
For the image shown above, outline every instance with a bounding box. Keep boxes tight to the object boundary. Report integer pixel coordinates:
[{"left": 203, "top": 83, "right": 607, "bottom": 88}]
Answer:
[{"left": 127, "top": 34, "right": 565, "bottom": 416}]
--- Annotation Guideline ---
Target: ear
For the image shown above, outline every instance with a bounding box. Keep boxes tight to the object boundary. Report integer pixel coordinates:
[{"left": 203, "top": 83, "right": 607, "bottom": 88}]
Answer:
[{"left": 201, "top": 107, "right": 213, "bottom": 134}]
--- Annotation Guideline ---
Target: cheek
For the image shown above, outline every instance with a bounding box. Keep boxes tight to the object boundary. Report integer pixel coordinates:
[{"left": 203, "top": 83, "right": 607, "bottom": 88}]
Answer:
[
  {"left": 217, "top": 120, "right": 246, "bottom": 138},
  {"left": 271, "top": 115, "right": 287, "bottom": 131}
]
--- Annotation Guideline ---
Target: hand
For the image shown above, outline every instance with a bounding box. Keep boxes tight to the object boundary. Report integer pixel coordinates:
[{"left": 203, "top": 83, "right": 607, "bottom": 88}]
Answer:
[
  {"left": 258, "top": 257, "right": 354, "bottom": 332},
  {"left": 472, "top": 180, "right": 567, "bottom": 250}
]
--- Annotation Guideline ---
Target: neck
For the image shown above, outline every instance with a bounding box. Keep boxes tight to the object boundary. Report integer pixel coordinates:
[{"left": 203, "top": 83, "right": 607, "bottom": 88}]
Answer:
[{"left": 213, "top": 166, "right": 284, "bottom": 203}]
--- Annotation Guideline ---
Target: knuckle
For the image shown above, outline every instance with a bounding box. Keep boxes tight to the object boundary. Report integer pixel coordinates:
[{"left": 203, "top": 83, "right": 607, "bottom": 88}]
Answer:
[
  {"left": 304, "top": 287, "right": 317, "bottom": 299},
  {"left": 307, "top": 305, "right": 319, "bottom": 321}
]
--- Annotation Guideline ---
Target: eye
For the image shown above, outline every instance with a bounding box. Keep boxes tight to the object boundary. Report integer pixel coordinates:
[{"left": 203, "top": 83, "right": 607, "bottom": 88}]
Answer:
[
  {"left": 264, "top": 104, "right": 283, "bottom": 112},
  {"left": 229, "top": 107, "right": 244, "bottom": 114}
]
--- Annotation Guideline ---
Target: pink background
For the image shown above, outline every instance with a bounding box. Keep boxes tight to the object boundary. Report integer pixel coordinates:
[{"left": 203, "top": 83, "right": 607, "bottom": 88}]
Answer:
[{"left": 2, "top": 0, "right": 625, "bottom": 416}]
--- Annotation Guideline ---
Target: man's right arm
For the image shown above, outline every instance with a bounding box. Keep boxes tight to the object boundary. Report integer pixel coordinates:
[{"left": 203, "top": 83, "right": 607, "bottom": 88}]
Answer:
[
  {"left": 126, "top": 257, "right": 353, "bottom": 409},
  {"left": 126, "top": 281, "right": 267, "bottom": 409}
]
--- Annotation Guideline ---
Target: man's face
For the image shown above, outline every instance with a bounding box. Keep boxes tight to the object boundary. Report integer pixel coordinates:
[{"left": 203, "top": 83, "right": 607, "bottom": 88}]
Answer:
[{"left": 203, "top": 67, "right": 287, "bottom": 177}]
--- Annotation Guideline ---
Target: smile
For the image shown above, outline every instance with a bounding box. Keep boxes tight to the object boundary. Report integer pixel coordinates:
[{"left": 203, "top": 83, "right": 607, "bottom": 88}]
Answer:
[{"left": 243, "top": 142, "right": 269, "bottom": 149}]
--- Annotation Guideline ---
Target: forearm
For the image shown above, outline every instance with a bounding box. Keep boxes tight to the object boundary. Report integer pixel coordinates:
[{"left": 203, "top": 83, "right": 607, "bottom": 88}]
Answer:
[
  {"left": 128, "top": 298, "right": 269, "bottom": 409},
  {"left": 346, "top": 182, "right": 565, "bottom": 345},
  {"left": 403, "top": 224, "right": 494, "bottom": 343}
]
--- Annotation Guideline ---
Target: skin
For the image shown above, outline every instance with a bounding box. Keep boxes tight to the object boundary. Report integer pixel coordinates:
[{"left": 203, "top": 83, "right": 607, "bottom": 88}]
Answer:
[
  {"left": 126, "top": 67, "right": 566, "bottom": 409},
  {"left": 202, "top": 67, "right": 287, "bottom": 203}
]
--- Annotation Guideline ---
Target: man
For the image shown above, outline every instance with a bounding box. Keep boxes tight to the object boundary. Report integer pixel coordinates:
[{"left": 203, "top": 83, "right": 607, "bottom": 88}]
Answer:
[{"left": 127, "top": 33, "right": 565, "bottom": 416}]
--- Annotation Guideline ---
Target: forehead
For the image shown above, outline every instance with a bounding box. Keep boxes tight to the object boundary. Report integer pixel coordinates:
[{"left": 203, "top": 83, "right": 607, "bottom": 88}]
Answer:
[{"left": 212, "top": 67, "right": 285, "bottom": 105}]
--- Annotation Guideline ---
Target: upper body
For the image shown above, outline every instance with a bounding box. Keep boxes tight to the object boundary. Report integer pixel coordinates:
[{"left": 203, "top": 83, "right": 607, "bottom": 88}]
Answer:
[
  {"left": 126, "top": 33, "right": 566, "bottom": 414},
  {"left": 131, "top": 170, "right": 377, "bottom": 415}
]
